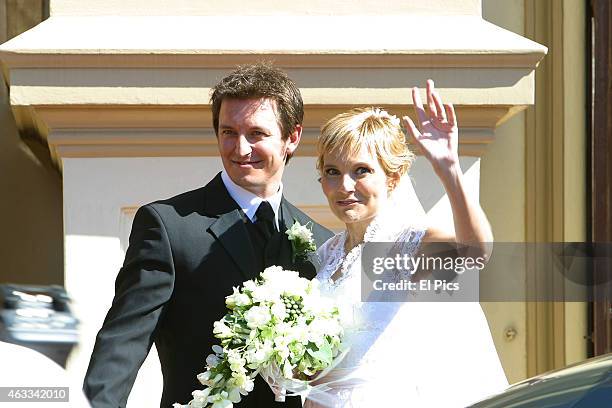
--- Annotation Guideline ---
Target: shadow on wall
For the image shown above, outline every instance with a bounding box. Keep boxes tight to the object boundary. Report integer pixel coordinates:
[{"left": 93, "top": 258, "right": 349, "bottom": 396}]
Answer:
[{"left": 0, "top": 82, "right": 63, "bottom": 285}]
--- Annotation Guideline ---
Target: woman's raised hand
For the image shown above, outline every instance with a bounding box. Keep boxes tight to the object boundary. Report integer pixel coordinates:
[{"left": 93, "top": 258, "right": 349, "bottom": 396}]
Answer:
[{"left": 403, "top": 80, "right": 459, "bottom": 174}]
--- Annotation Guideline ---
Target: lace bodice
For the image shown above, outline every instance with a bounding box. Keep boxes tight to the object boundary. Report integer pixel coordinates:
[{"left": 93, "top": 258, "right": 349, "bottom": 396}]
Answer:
[{"left": 316, "top": 227, "right": 426, "bottom": 289}]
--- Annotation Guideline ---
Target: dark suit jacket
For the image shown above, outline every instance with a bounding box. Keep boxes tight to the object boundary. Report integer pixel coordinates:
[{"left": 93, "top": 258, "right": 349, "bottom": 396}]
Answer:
[{"left": 84, "top": 173, "right": 333, "bottom": 408}]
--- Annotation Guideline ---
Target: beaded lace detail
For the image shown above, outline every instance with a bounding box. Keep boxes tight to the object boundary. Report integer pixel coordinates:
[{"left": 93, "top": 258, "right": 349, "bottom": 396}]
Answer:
[{"left": 316, "top": 203, "right": 426, "bottom": 290}]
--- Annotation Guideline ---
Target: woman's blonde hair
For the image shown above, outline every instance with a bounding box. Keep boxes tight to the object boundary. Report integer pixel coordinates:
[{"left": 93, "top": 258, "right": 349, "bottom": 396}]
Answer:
[{"left": 317, "top": 107, "right": 415, "bottom": 179}]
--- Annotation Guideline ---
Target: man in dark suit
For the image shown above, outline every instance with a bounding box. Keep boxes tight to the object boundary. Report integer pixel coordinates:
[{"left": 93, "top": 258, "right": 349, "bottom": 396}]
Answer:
[{"left": 83, "top": 63, "right": 333, "bottom": 408}]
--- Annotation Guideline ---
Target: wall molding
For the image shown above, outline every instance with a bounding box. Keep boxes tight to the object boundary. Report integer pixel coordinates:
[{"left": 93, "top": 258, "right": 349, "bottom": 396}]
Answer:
[
  {"left": 18, "top": 104, "right": 519, "bottom": 170},
  {"left": 524, "top": 0, "right": 588, "bottom": 375}
]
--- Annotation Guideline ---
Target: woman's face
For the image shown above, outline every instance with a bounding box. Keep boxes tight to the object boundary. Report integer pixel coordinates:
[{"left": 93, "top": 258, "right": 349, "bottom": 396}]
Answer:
[{"left": 320, "top": 145, "right": 395, "bottom": 229}]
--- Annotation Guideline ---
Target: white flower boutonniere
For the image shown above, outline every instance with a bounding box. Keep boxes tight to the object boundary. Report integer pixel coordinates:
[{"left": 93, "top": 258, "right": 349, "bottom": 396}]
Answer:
[{"left": 285, "top": 221, "right": 316, "bottom": 262}]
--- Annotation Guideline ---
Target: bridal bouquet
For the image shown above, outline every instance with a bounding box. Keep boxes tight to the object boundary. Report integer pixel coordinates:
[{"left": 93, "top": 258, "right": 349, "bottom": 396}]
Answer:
[{"left": 174, "top": 266, "right": 344, "bottom": 408}]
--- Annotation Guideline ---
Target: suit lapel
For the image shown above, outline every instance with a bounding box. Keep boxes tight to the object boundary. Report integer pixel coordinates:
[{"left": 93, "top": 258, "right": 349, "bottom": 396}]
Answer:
[
  {"left": 209, "top": 210, "right": 258, "bottom": 281},
  {"left": 205, "top": 174, "right": 258, "bottom": 281}
]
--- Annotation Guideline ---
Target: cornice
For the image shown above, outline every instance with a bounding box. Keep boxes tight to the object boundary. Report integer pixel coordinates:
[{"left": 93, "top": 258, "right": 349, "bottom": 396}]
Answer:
[
  {"left": 0, "top": 14, "right": 546, "bottom": 172},
  {"left": 1, "top": 53, "right": 545, "bottom": 70},
  {"left": 0, "top": 15, "right": 547, "bottom": 69}
]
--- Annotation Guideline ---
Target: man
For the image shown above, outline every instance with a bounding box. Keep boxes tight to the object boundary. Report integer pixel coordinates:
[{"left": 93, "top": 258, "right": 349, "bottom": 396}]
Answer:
[{"left": 83, "top": 63, "right": 333, "bottom": 408}]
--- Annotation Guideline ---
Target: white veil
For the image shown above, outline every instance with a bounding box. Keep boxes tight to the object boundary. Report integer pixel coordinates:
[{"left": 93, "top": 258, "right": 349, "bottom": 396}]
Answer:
[{"left": 385, "top": 175, "right": 427, "bottom": 232}]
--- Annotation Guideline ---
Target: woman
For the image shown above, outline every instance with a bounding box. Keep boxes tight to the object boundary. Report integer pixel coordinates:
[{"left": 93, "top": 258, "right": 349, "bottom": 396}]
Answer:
[{"left": 305, "top": 80, "right": 508, "bottom": 407}]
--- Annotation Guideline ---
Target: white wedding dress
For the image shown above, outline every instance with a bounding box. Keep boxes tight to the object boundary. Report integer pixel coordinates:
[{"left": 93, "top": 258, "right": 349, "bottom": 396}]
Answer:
[{"left": 309, "top": 181, "right": 509, "bottom": 408}]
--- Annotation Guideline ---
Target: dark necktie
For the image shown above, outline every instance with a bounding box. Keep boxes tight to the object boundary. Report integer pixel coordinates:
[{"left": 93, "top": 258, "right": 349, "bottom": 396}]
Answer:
[{"left": 255, "top": 201, "right": 276, "bottom": 240}]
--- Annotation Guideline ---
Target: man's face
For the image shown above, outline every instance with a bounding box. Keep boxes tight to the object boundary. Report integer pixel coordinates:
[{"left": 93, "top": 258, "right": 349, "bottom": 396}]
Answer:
[{"left": 217, "top": 98, "right": 301, "bottom": 198}]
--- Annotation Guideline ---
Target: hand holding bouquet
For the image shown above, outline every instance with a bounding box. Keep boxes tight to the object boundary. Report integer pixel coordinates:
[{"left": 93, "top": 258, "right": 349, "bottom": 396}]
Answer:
[{"left": 174, "top": 266, "right": 344, "bottom": 408}]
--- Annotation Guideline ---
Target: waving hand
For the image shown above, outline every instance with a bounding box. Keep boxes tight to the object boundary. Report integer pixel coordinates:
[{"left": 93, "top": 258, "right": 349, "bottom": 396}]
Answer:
[{"left": 403, "top": 79, "right": 459, "bottom": 173}]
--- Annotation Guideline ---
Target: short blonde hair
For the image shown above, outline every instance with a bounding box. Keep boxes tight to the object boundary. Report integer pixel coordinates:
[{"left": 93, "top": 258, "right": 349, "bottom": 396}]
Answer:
[{"left": 317, "top": 107, "right": 415, "bottom": 179}]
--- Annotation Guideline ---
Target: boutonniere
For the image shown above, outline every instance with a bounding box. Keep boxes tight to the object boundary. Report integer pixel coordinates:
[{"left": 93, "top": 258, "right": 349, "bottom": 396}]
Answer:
[{"left": 285, "top": 220, "right": 316, "bottom": 262}]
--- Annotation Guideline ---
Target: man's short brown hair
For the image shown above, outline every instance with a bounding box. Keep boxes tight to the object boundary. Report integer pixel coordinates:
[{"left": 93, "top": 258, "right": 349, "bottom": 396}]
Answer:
[{"left": 211, "top": 62, "right": 304, "bottom": 140}]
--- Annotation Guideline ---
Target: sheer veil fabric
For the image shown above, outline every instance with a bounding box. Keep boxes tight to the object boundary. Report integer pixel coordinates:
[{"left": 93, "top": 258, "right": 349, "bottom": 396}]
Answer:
[{"left": 307, "top": 176, "right": 508, "bottom": 407}]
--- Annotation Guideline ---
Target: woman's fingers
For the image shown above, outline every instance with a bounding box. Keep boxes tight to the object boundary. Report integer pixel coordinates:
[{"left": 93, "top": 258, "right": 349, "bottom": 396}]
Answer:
[
  {"left": 414, "top": 80, "right": 456, "bottom": 131},
  {"left": 432, "top": 91, "right": 447, "bottom": 122},
  {"left": 412, "top": 87, "right": 428, "bottom": 127},
  {"left": 444, "top": 103, "right": 457, "bottom": 128},
  {"left": 403, "top": 116, "right": 422, "bottom": 144},
  {"left": 426, "top": 79, "right": 438, "bottom": 120}
]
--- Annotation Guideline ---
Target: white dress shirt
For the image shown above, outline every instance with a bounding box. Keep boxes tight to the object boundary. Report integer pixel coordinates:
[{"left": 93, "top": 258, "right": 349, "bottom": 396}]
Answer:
[{"left": 220, "top": 170, "right": 283, "bottom": 231}]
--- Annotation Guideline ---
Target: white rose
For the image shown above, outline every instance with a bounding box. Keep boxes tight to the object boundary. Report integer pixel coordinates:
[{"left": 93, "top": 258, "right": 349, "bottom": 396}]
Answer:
[
  {"left": 251, "top": 284, "right": 278, "bottom": 303},
  {"left": 252, "top": 349, "right": 268, "bottom": 365},
  {"left": 274, "top": 321, "right": 292, "bottom": 336},
  {"left": 288, "top": 223, "right": 313, "bottom": 242},
  {"left": 243, "top": 280, "right": 257, "bottom": 292},
  {"left": 235, "top": 293, "right": 251, "bottom": 307},
  {"left": 286, "top": 277, "right": 309, "bottom": 298},
  {"left": 270, "top": 302, "right": 287, "bottom": 321},
  {"left": 261, "top": 265, "right": 284, "bottom": 279},
  {"left": 307, "top": 317, "right": 342, "bottom": 344},
  {"left": 226, "top": 287, "right": 252, "bottom": 308},
  {"left": 244, "top": 305, "right": 272, "bottom": 329},
  {"left": 262, "top": 266, "right": 300, "bottom": 285},
  {"left": 286, "top": 222, "right": 312, "bottom": 241},
  {"left": 213, "top": 320, "right": 233, "bottom": 338},
  {"left": 287, "top": 323, "right": 308, "bottom": 343},
  {"left": 261, "top": 267, "right": 306, "bottom": 297},
  {"left": 302, "top": 294, "right": 333, "bottom": 316}
]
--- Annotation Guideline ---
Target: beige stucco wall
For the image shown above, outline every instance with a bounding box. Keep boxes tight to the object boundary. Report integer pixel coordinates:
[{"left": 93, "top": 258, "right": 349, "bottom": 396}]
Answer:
[
  {"left": 0, "top": 79, "right": 64, "bottom": 285},
  {"left": 0, "top": 2, "right": 63, "bottom": 286},
  {"left": 481, "top": 0, "right": 527, "bottom": 384}
]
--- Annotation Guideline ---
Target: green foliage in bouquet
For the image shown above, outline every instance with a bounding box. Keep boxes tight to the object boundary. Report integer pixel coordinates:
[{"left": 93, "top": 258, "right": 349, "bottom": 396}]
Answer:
[{"left": 174, "top": 266, "right": 344, "bottom": 408}]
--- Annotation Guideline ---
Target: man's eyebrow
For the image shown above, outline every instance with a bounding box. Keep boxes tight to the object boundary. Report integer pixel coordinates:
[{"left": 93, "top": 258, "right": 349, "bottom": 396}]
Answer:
[
  {"left": 250, "top": 126, "right": 271, "bottom": 133},
  {"left": 218, "top": 124, "right": 271, "bottom": 132}
]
